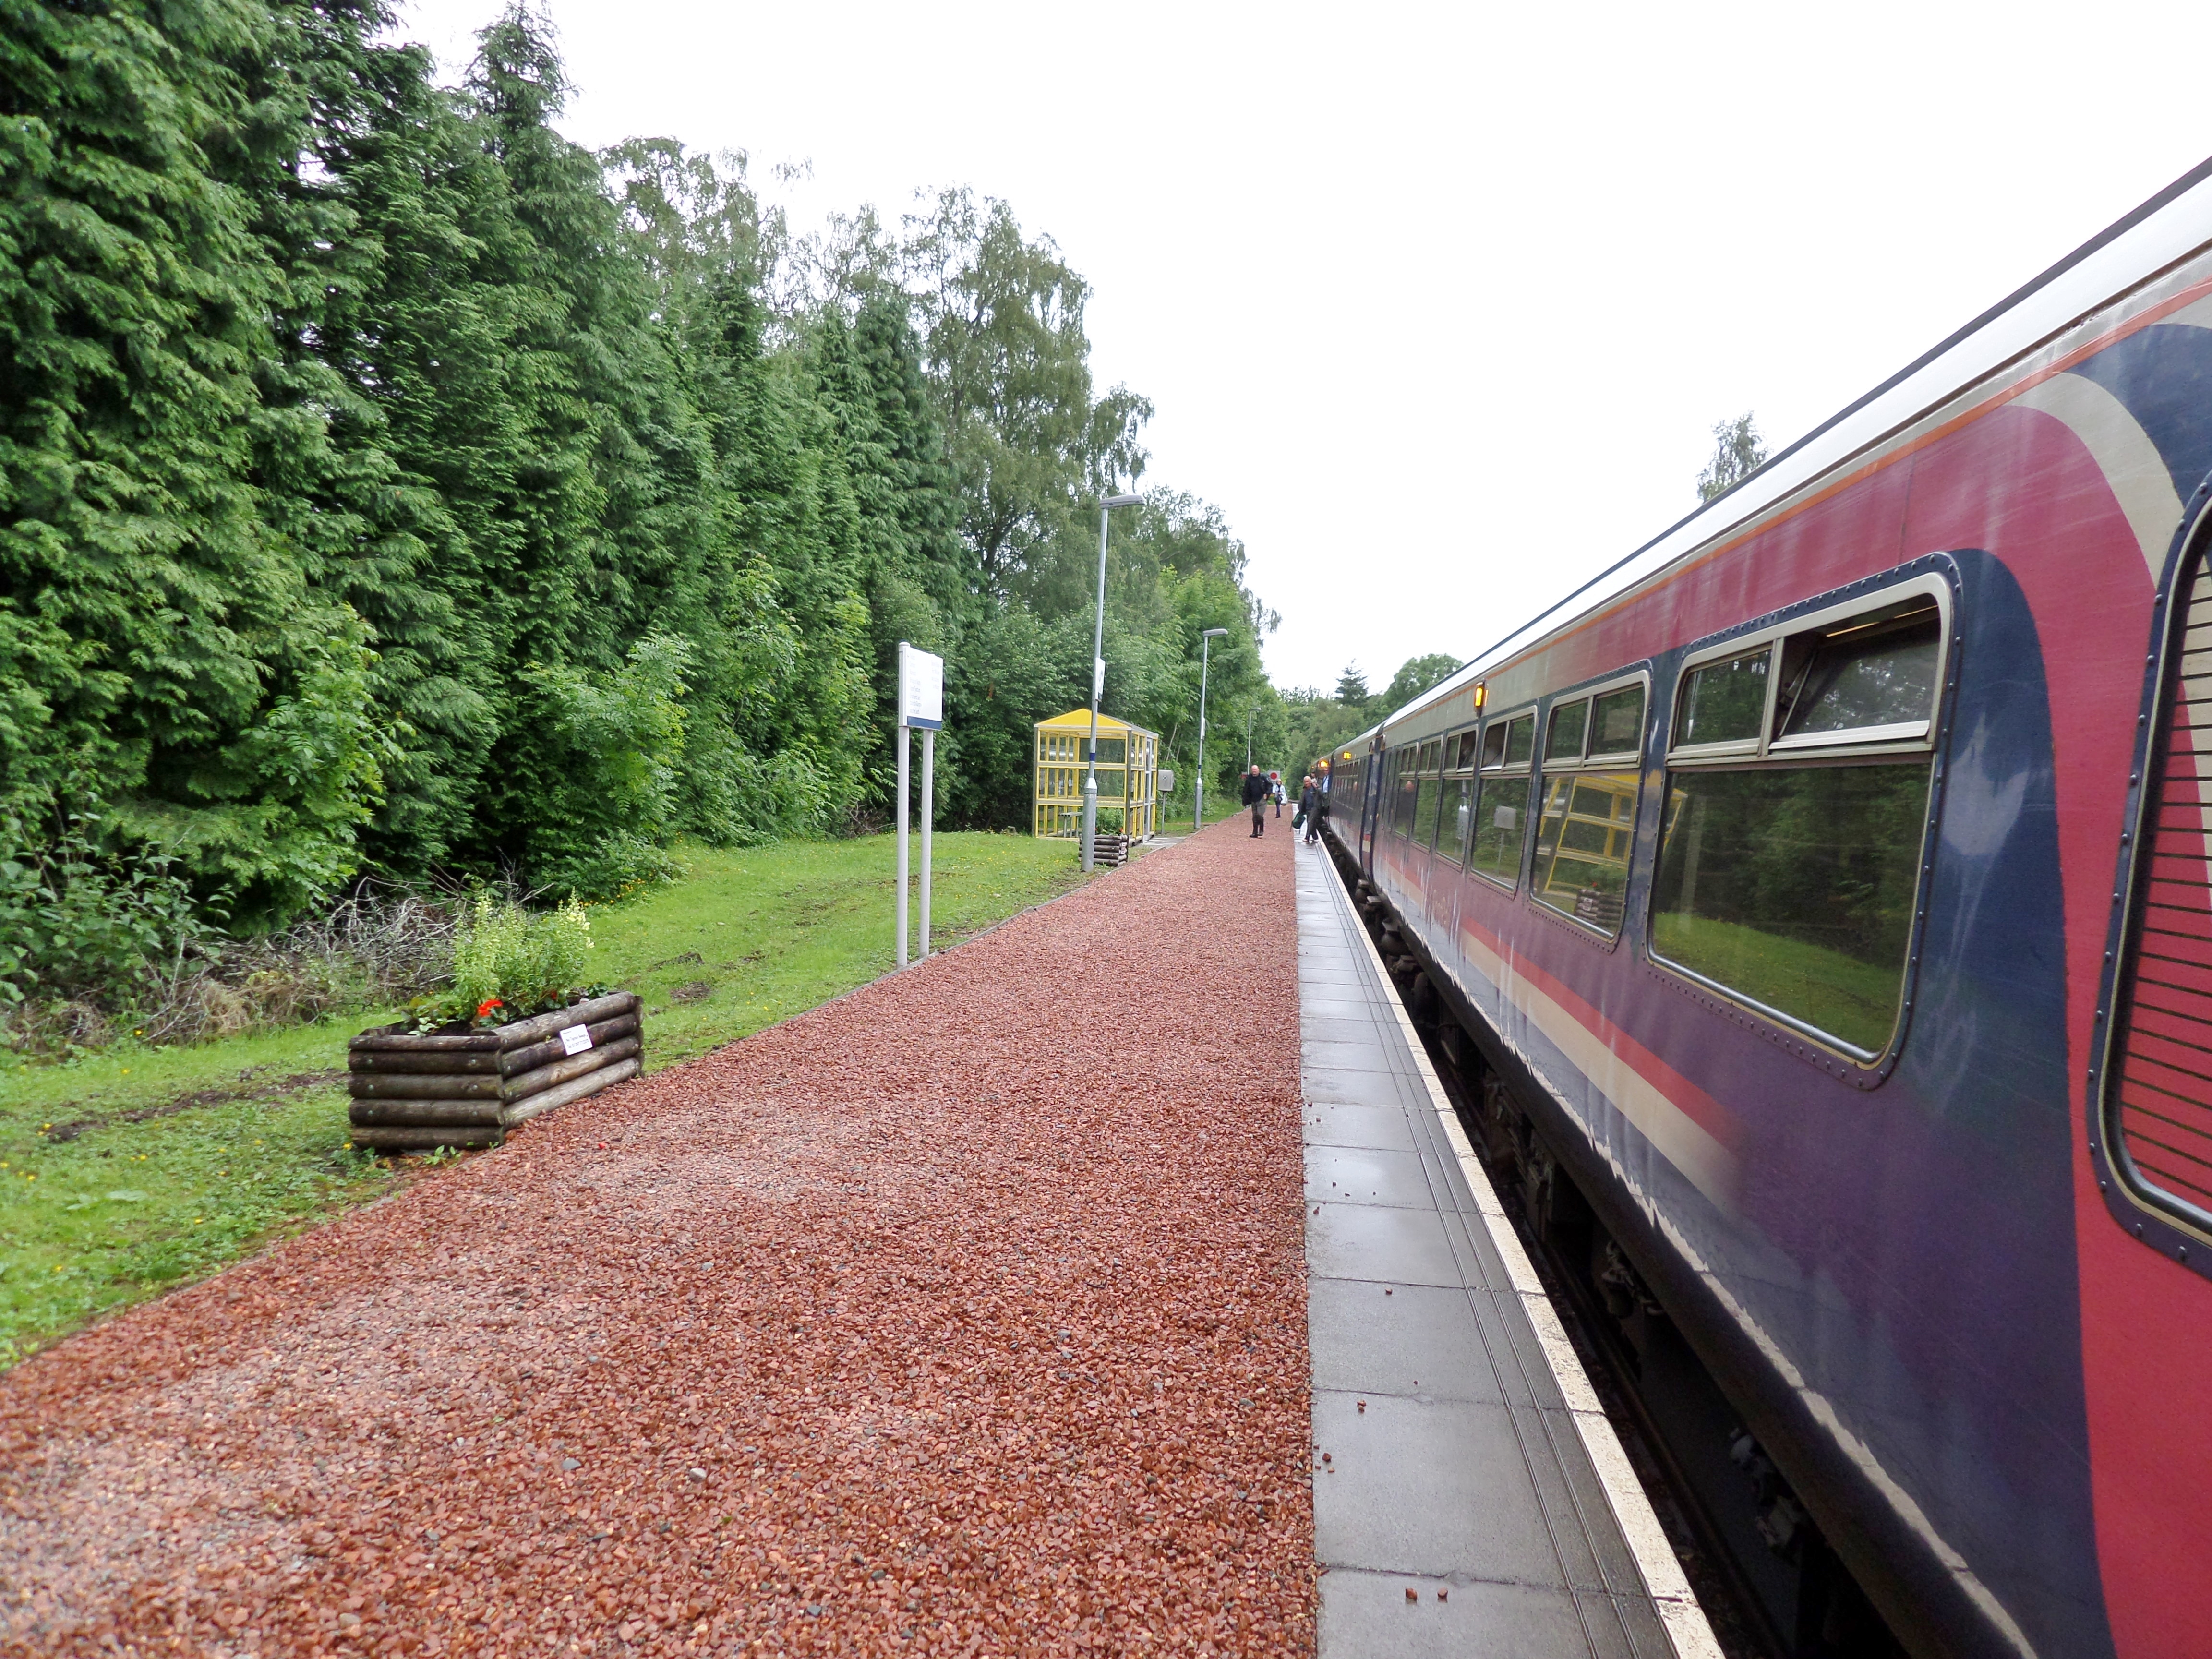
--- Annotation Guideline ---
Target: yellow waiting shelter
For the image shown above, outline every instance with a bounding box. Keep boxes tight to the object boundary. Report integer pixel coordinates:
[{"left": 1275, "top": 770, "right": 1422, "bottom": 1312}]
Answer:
[{"left": 1034, "top": 710, "right": 1159, "bottom": 842}]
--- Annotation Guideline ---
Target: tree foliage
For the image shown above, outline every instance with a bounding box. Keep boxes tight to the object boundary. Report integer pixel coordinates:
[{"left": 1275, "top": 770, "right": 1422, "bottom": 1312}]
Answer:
[
  {"left": 1697, "top": 412, "right": 1767, "bottom": 502},
  {"left": 0, "top": 0, "right": 1279, "bottom": 978}
]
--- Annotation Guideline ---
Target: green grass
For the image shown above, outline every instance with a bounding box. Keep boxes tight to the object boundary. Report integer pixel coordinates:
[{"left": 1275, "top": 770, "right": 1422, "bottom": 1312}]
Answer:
[
  {"left": 1649, "top": 912, "right": 1903, "bottom": 1055},
  {"left": 0, "top": 831, "right": 1092, "bottom": 1367},
  {"left": 588, "top": 831, "right": 1093, "bottom": 1070}
]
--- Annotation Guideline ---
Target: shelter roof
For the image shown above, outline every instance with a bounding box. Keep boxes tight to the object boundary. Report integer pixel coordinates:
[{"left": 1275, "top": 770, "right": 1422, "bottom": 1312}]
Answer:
[{"left": 1035, "top": 709, "right": 1156, "bottom": 737}]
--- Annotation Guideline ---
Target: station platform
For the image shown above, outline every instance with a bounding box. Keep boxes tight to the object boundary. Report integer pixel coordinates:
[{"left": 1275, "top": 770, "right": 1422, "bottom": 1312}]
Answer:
[{"left": 1296, "top": 838, "right": 1718, "bottom": 1659}]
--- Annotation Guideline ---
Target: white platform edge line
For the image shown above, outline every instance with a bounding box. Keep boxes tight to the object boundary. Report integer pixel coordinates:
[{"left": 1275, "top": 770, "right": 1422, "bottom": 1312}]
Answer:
[{"left": 1309, "top": 849, "right": 1724, "bottom": 1659}]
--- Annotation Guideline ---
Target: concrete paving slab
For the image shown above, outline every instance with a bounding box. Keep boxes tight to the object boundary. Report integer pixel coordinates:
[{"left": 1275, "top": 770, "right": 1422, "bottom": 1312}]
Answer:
[
  {"left": 1303, "top": 997, "right": 1388, "bottom": 1022},
  {"left": 1303, "top": 1103, "right": 1419, "bottom": 1152},
  {"left": 1304, "top": 1145, "right": 1438, "bottom": 1209},
  {"left": 1304, "top": 1278, "right": 1503, "bottom": 1404},
  {"left": 1317, "top": 1573, "right": 1595, "bottom": 1659},
  {"left": 1302, "top": 1036, "right": 1410, "bottom": 1076},
  {"left": 1303, "top": 1066, "right": 1426, "bottom": 1108},
  {"left": 1311, "top": 1391, "right": 1565, "bottom": 1585},
  {"left": 1305, "top": 1202, "right": 1471, "bottom": 1288}
]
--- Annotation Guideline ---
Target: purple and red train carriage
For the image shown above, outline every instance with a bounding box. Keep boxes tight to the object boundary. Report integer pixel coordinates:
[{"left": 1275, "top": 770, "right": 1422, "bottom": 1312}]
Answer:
[{"left": 1318, "top": 157, "right": 2212, "bottom": 1658}]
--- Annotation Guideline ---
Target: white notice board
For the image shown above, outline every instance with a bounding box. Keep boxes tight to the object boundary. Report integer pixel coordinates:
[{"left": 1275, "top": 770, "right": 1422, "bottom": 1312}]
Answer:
[{"left": 898, "top": 642, "right": 944, "bottom": 730}]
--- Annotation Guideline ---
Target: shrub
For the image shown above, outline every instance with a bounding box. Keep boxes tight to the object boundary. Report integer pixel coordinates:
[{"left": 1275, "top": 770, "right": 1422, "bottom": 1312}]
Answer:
[
  {"left": 442, "top": 895, "right": 596, "bottom": 1025},
  {"left": 521, "top": 634, "right": 692, "bottom": 899},
  {"left": 0, "top": 801, "right": 209, "bottom": 1015}
]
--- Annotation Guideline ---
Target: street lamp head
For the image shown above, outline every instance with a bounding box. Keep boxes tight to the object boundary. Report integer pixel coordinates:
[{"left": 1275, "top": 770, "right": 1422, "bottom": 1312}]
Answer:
[
  {"left": 1101, "top": 493, "right": 1144, "bottom": 509},
  {"left": 1201, "top": 627, "right": 1229, "bottom": 638}
]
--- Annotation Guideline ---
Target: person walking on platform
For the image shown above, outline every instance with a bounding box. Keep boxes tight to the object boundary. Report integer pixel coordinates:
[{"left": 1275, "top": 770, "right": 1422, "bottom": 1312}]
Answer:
[
  {"left": 1298, "top": 775, "right": 1322, "bottom": 844},
  {"left": 1270, "top": 770, "right": 1286, "bottom": 818},
  {"left": 1242, "top": 764, "right": 1270, "bottom": 837}
]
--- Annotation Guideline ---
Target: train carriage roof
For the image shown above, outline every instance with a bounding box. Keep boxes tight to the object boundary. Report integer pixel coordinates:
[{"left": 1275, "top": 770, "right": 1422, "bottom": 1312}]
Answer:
[{"left": 1375, "top": 152, "right": 2212, "bottom": 741}]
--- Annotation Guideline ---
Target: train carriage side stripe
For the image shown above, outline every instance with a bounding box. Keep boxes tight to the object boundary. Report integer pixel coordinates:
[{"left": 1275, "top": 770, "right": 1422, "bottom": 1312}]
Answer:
[{"left": 1448, "top": 916, "right": 1743, "bottom": 1213}]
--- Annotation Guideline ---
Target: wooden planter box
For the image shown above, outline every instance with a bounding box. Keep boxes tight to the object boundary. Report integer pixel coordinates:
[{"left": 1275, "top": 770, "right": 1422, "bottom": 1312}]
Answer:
[{"left": 347, "top": 991, "right": 643, "bottom": 1152}]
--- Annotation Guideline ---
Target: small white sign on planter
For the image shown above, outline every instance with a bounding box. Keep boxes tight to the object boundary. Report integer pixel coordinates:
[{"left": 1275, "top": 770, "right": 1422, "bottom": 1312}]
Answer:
[{"left": 560, "top": 1023, "right": 595, "bottom": 1056}]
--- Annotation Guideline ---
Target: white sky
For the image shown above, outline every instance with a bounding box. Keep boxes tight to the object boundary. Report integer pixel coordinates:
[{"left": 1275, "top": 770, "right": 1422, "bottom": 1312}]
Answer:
[{"left": 395, "top": 0, "right": 2212, "bottom": 695}]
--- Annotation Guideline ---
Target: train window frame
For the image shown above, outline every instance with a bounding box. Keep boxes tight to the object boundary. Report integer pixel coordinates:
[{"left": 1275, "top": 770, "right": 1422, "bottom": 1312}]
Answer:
[
  {"left": 1665, "top": 575, "right": 1950, "bottom": 769},
  {"left": 2093, "top": 526, "right": 2212, "bottom": 1262},
  {"left": 1437, "top": 724, "right": 1480, "bottom": 864},
  {"left": 1468, "top": 705, "right": 1539, "bottom": 892},
  {"left": 1544, "top": 699, "right": 1590, "bottom": 768},
  {"left": 1649, "top": 572, "right": 1953, "bottom": 1065},
  {"left": 1412, "top": 738, "right": 1445, "bottom": 849},
  {"left": 1388, "top": 744, "right": 1419, "bottom": 840},
  {"left": 1530, "top": 671, "right": 1649, "bottom": 938}
]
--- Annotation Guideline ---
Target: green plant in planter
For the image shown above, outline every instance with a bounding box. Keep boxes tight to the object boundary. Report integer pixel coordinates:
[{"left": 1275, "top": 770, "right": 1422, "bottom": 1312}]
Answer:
[{"left": 410, "top": 897, "right": 598, "bottom": 1031}]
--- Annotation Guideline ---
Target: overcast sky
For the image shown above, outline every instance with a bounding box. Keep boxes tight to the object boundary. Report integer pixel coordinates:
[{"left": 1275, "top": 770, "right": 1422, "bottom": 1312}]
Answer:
[{"left": 395, "top": 0, "right": 2212, "bottom": 696}]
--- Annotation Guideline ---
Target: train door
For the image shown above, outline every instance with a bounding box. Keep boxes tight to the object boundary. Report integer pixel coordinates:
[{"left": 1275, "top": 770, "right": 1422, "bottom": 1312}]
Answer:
[{"left": 1359, "top": 745, "right": 1384, "bottom": 871}]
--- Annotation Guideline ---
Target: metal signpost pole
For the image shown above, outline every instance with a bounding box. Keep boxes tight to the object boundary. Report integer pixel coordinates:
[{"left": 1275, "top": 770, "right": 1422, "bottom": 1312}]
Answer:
[
  {"left": 1083, "top": 493, "right": 1144, "bottom": 872},
  {"left": 895, "top": 641, "right": 945, "bottom": 965},
  {"left": 919, "top": 727, "right": 934, "bottom": 959},
  {"left": 895, "top": 720, "right": 910, "bottom": 968},
  {"left": 1195, "top": 626, "right": 1226, "bottom": 830}
]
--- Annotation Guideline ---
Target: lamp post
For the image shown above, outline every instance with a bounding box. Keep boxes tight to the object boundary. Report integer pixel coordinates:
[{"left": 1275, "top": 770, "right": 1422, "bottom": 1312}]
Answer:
[
  {"left": 1195, "top": 627, "right": 1228, "bottom": 830},
  {"left": 1083, "top": 492, "right": 1145, "bottom": 872},
  {"left": 1245, "top": 706, "right": 1256, "bottom": 769}
]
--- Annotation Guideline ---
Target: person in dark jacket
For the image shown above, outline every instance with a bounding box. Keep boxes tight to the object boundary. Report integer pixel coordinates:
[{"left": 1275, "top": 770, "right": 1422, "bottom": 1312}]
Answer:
[
  {"left": 1241, "top": 764, "right": 1270, "bottom": 836},
  {"left": 1298, "top": 776, "right": 1322, "bottom": 844}
]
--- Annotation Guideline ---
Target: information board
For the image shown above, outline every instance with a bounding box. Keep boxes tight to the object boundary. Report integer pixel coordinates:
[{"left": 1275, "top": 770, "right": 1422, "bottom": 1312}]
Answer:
[{"left": 898, "top": 642, "right": 944, "bottom": 730}]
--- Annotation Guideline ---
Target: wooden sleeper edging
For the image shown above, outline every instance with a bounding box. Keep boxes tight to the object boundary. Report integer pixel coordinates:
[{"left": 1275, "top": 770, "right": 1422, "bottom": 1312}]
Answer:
[{"left": 346, "top": 992, "right": 643, "bottom": 1152}]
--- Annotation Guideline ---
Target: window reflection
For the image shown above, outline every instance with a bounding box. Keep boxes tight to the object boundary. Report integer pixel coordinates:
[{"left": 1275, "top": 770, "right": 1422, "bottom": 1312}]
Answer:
[
  {"left": 1778, "top": 612, "right": 1939, "bottom": 737},
  {"left": 1415, "top": 772, "right": 1443, "bottom": 848},
  {"left": 1441, "top": 775, "right": 1476, "bottom": 864},
  {"left": 1546, "top": 700, "right": 1588, "bottom": 762},
  {"left": 1534, "top": 772, "right": 1639, "bottom": 935},
  {"left": 1591, "top": 686, "right": 1645, "bottom": 756},
  {"left": 1651, "top": 762, "right": 1930, "bottom": 1053},
  {"left": 1470, "top": 777, "right": 1530, "bottom": 885},
  {"left": 1674, "top": 650, "right": 1769, "bottom": 747}
]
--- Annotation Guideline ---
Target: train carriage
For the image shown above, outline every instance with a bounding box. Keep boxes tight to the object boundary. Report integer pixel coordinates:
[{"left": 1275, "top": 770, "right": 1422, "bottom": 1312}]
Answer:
[{"left": 1320, "top": 157, "right": 2212, "bottom": 1659}]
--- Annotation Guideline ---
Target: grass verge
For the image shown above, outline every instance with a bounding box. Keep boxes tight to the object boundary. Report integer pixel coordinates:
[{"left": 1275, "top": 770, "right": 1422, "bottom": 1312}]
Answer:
[{"left": 0, "top": 830, "right": 1092, "bottom": 1366}]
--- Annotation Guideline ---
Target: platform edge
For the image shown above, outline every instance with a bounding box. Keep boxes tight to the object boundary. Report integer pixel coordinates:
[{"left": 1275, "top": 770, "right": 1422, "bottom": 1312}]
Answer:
[{"left": 1318, "top": 853, "right": 1724, "bottom": 1659}]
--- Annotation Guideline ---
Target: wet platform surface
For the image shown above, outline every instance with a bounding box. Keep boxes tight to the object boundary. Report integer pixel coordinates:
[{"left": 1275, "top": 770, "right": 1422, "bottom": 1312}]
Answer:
[{"left": 1296, "top": 838, "right": 1711, "bottom": 1659}]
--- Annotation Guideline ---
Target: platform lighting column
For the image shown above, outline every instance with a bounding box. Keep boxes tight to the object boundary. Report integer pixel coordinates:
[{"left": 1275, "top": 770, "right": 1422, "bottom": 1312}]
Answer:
[
  {"left": 1195, "top": 627, "right": 1228, "bottom": 830},
  {"left": 1083, "top": 493, "right": 1146, "bottom": 871}
]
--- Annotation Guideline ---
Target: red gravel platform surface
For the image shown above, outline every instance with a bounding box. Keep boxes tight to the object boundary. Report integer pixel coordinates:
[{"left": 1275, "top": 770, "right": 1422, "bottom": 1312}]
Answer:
[{"left": 0, "top": 818, "right": 1311, "bottom": 1658}]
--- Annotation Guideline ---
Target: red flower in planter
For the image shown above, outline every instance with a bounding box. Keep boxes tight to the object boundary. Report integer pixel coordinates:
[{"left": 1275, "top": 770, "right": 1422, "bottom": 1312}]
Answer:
[{"left": 476, "top": 998, "right": 504, "bottom": 1020}]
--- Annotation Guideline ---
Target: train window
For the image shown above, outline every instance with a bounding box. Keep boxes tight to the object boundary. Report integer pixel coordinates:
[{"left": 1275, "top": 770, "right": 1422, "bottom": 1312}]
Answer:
[
  {"left": 1439, "top": 728, "right": 1479, "bottom": 865},
  {"left": 1589, "top": 686, "right": 1646, "bottom": 761},
  {"left": 1672, "top": 649, "right": 1769, "bottom": 753},
  {"left": 2104, "top": 560, "right": 2212, "bottom": 1241},
  {"left": 1413, "top": 739, "right": 1443, "bottom": 849},
  {"left": 1534, "top": 772, "right": 1639, "bottom": 935},
  {"left": 1480, "top": 721, "right": 1508, "bottom": 768},
  {"left": 1545, "top": 699, "right": 1588, "bottom": 765},
  {"left": 1469, "top": 711, "right": 1536, "bottom": 888},
  {"left": 1392, "top": 745, "right": 1426, "bottom": 838},
  {"left": 1505, "top": 718, "right": 1536, "bottom": 768},
  {"left": 1770, "top": 602, "right": 1941, "bottom": 749},
  {"left": 1531, "top": 674, "right": 1646, "bottom": 937},
  {"left": 1651, "top": 577, "right": 1948, "bottom": 1058}
]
